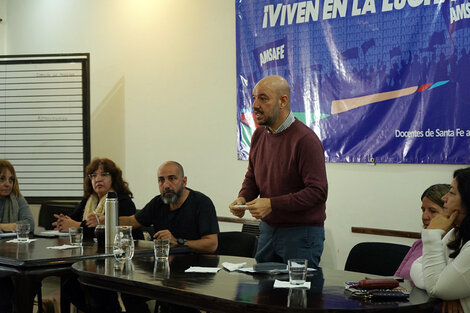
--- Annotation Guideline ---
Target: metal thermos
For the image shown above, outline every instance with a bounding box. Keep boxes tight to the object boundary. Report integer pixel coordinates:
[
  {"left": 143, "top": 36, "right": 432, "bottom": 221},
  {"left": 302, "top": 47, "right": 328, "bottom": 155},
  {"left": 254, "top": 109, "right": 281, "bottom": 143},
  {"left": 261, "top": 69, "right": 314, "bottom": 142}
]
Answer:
[{"left": 104, "top": 191, "right": 118, "bottom": 249}]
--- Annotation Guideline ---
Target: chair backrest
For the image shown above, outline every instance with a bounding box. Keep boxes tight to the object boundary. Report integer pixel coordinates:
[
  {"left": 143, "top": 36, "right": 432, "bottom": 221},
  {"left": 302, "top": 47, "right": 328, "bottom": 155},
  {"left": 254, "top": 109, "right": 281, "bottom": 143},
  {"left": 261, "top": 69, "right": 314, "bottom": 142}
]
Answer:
[
  {"left": 241, "top": 221, "right": 260, "bottom": 237},
  {"left": 38, "top": 201, "right": 79, "bottom": 230},
  {"left": 344, "top": 242, "right": 411, "bottom": 276},
  {"left": 217, "top": 231, "right": 258, "bottom": 257}
]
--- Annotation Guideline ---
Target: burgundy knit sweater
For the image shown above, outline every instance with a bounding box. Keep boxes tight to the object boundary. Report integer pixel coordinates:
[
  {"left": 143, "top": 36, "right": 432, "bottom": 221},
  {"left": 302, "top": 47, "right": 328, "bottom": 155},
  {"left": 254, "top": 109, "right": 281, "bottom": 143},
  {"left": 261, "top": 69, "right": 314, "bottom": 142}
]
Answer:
[{"left": 239, "top": 119, "right": 328, "bottom": 227}]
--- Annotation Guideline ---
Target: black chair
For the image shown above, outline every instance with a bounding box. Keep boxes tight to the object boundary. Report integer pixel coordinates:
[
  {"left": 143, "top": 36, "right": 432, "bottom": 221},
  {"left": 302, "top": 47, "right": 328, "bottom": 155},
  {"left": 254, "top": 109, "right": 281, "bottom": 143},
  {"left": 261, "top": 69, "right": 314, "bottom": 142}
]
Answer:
[
  {"left": 217, "top": 231, "right": 258, "bottom": 257},
  {"left": 241, "top": 221, "right": 260, "bottom": 237},
  {"left": 344, "top": 242, "right": 411, "bottom": 276},
  {"left": 38, "top": 201, "right": 79, "bottom": 230}
]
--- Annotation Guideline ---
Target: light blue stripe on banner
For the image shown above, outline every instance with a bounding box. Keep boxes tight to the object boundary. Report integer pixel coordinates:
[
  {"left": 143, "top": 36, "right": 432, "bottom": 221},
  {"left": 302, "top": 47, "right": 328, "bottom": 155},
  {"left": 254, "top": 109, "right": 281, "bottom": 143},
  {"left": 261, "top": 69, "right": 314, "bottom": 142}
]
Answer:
[{"left": 429, "top": 80, "right": 450, "bottom": 90}]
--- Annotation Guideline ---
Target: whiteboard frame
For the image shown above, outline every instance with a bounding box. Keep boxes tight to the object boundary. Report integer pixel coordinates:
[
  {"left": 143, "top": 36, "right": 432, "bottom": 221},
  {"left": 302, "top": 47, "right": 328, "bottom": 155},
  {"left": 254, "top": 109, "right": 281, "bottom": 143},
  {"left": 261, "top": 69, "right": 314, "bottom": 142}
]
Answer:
[{"left": 0, "top": 53, "right": 90, "bottom": 204}]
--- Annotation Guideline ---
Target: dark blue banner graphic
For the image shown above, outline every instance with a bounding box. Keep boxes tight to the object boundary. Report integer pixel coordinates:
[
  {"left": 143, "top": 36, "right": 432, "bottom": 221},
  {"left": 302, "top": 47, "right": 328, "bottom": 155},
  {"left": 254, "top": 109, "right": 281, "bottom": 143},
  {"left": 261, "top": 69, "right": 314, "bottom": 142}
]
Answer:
[{"left": 236, "top": 0, "right": 470, "bottom": 163}]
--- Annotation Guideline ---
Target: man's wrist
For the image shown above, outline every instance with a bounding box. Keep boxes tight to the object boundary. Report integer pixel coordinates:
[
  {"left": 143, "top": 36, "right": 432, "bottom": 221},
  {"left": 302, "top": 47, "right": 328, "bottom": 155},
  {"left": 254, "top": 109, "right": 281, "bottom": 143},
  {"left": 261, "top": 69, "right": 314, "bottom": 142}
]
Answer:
[{"left": 177, "top": 238, "right": 187, "bottom": 246}]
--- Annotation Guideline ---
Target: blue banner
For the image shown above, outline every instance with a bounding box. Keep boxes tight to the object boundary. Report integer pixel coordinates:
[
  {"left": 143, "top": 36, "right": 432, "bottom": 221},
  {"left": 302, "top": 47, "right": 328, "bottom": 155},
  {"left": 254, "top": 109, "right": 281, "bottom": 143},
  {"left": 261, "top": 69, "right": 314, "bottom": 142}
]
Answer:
[{"left": 236, "top": 0, "right": 470, "bottom": 163}]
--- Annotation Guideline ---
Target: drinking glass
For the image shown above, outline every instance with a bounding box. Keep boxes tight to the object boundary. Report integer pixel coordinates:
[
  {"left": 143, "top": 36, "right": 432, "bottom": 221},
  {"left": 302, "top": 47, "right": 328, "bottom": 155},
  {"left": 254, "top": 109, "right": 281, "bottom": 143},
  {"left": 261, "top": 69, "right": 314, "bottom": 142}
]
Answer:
[
  {"left": 287, "top": 289, "right": 307, "bottom": 308},
  {"left": 120, "top": 259, "right": 135, "bottom": 278},
  {"left": 69, "top": 227, "right": 83, "bottom": 246},
  {"left": 288, "top": 259, "right": 308, "bottom": 285},
  {"left": 154, "top": 239, "right": 170, "bottom": 261},
  {"left": 94, "top": 225, "right": 105, "bottom": 248},
  {"left": 113, "top": 226, "right": 134, "bottom": 262},
  {"left": 15, "top": 222, "right": 30, "bottom": 242},
  {"left": 153, "top": 259, "right": 170, "bottom": 280}
]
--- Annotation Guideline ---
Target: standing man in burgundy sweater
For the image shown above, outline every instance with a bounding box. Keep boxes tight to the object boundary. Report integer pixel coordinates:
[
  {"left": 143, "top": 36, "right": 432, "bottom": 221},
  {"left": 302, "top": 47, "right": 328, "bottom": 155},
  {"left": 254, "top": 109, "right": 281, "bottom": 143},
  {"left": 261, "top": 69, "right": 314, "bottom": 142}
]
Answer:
[{"left": 230, "top": 75, "right": 328, "bottom": 268}]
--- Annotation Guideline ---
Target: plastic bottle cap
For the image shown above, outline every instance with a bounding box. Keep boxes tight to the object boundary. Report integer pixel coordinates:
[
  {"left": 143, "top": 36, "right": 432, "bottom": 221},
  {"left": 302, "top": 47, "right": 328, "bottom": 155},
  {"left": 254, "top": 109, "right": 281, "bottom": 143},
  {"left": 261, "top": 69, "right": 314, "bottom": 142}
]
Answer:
[{"left": 106, "top": 191, "right": 118, "bottom": 198}]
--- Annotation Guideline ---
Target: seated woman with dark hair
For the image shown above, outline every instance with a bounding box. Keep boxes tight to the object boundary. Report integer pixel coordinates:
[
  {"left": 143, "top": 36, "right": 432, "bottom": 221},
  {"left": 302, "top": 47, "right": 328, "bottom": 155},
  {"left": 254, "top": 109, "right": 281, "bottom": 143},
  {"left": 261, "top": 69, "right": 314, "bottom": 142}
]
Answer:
[
  {"left": 52, "top": 157, "right": 136, "bottom": 238},
  {"left": 411, "top": 168, "right": 470, "bottom": 313},
  {"left": 394, "top": 184, "right": 450, "bottom": 281},
  {"left": 54, "top": 157, "right": 138, "bottom": 313}
]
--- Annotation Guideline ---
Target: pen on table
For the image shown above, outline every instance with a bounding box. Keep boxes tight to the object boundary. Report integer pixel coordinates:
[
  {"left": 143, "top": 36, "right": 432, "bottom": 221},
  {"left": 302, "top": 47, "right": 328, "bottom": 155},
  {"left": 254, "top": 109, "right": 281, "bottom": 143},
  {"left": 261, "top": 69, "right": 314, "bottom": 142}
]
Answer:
[{"left": 364, "top": 276, "right": 404, "bottom": 282}]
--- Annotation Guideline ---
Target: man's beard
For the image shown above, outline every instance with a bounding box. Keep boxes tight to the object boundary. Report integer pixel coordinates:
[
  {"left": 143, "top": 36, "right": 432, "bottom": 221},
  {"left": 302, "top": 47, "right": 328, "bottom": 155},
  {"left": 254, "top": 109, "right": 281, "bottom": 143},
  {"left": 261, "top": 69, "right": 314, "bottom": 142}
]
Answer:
[
  {"left": 254, "top": 108, "right": 278, "bottom": 127},
  {"left": 161, "top": 185, "right": 184, "bottom": 204}
]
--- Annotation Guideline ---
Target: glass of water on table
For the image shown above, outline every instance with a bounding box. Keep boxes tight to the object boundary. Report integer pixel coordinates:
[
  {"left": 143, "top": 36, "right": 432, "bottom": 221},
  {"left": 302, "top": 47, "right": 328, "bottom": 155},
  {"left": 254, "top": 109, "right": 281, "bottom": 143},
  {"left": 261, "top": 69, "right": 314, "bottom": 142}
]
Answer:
[
  {"left": 154, "top": 239, "right": 170, "bottom": 261},
  {"left": 69, "top": 227, "right": 83, "bottom": 246},
  {"left": 288, "top": 259, "right": 308, "bottom": 285},
  {"left": 16, "top": 221, "right": 30, "bottom": 242}
]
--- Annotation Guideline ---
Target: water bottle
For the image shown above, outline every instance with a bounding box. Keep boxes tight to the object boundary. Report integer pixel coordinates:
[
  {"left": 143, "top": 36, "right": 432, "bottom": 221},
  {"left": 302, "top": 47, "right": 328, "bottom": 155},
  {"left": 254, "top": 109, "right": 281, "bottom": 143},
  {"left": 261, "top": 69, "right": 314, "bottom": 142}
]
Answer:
[{"left": 105, "top": 191, "right": 118, "bottom": 249}]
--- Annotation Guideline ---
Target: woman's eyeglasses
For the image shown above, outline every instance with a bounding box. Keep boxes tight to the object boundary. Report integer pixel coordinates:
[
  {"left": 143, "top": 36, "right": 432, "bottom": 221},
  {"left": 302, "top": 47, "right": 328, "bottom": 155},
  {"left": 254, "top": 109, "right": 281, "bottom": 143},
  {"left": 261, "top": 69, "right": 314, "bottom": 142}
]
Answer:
[{"left": 88, "top": 172, "right": 110, "bottom": 180}]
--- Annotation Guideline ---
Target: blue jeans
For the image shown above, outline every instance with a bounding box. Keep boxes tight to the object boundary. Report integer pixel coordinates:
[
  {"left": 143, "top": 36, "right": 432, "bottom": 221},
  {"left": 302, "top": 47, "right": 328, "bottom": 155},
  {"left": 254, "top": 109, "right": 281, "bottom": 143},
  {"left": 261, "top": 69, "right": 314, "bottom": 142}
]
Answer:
[{"left": 255, "top": 221, "right": 325, "bottom": 268}]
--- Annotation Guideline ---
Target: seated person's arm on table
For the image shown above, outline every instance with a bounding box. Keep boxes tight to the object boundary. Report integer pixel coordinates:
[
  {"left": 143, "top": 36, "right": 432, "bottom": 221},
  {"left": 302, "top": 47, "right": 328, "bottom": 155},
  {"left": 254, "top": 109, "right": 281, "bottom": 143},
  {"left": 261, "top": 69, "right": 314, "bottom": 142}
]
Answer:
[
  {"left": 421, "top": 228, "right": 470, "bottom": 300},
  {"left": 410, "top": 256, "right": 426, "bottom": 289},
  {"left": 85, "top": 213, "right": 105, "bottom": 227},
  {"left": 53, "top": 200, "right": 85, "bottom": 232},
  {"left": 423, "top": 247, "right": 470, "bottom": 300},
  {"left": 154, "top": 230, "right": 218, "bottom": 254},
  {"left": 53, "top": 214, "right": 82, "bottom": 232},
  {"left": 0, "top": 223, "right": 16, "bottom": 232},
  {"left": 119, "top": 215, "right": 142, "bottom": 229},
  {"left": 0, "top": 196, "right": 36, "bottom": 233},
  {"left": 185, "top": 234, "right": 218, "bottom": 254}
]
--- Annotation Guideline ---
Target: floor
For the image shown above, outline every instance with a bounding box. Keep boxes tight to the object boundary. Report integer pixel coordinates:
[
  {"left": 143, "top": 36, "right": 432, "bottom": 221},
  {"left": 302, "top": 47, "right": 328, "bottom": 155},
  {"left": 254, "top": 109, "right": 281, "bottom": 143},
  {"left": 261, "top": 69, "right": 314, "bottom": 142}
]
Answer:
[{"left": 34, "top": 276, "right": 61, "bottom": 313}]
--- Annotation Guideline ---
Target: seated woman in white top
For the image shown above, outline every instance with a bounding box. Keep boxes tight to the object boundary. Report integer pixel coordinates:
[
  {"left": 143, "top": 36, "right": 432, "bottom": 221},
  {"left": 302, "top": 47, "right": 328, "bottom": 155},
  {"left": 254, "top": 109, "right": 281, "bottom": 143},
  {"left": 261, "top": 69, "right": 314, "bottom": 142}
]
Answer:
[{"left": 410, "top": 168, "right": 470, "bottom": 313}]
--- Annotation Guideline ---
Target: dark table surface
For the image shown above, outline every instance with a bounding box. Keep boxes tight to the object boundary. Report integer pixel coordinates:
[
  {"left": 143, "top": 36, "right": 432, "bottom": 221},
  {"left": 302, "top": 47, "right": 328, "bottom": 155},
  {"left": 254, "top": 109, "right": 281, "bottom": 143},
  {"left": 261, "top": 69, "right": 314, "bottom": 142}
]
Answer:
[
  {"left": 0, "top": 236, "right": 153, "bottom": 313},
  {"left": 0, "top": 236, "right": 154, "bottom": 268},
  {"left": 73, "top": 254, "right": 436, "bottom": 313}
]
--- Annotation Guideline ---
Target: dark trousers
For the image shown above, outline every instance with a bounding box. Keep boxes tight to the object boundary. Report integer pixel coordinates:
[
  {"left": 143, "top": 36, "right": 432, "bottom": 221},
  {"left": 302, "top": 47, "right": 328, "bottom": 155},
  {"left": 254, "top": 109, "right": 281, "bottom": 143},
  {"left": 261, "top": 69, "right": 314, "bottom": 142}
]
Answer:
[
  {"left": 121, "top": 293, "right": 199, "bottom": 313},
  {"left": 256, "top": 222, "right": 325, "bottom": 268},
  {"left": 0, "top": 277, "right": 13, "bottom": 313},
  {"left": 62, "top": 274, "right": 122, "bottom": 313}
]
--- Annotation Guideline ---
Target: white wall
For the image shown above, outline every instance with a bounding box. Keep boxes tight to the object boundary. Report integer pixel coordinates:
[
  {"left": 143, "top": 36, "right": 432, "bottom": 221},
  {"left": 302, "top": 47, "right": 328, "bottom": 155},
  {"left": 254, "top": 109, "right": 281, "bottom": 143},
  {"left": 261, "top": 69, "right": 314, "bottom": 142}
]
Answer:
[
  {"left": 3, "top": 0, "right": 464, "bottom": 270},
  {"left": 0, "top": 0, "right": 5, "bottom": 52}
]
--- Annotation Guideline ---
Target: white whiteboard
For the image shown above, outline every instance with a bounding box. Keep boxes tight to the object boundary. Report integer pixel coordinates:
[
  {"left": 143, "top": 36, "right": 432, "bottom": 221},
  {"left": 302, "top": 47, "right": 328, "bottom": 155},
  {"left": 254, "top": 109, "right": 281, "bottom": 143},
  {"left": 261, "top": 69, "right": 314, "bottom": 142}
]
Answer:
[{"left": 0, "top": 54, "right": 90, "bottom": 201}]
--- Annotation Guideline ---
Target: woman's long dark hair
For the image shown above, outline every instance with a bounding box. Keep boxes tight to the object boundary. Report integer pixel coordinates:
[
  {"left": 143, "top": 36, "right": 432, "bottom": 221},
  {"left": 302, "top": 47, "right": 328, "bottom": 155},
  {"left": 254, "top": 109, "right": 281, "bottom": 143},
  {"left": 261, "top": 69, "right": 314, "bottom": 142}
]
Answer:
[
  {"left": 448, "top": 168, "right": 470, "bottom": 258},
  {"left": 84, "top": 158, "right": 133, "bottom": 199}
]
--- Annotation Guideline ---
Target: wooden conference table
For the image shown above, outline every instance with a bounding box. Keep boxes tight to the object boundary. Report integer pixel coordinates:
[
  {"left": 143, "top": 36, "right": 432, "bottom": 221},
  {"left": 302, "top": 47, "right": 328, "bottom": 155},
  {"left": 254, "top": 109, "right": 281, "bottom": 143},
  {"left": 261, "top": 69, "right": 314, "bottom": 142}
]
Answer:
[
  {"left": 73, "top": 254, "right": 436, "bottom": 313},
  {"left": 0, "top": 236, "right": 153, "bottom": 313}
]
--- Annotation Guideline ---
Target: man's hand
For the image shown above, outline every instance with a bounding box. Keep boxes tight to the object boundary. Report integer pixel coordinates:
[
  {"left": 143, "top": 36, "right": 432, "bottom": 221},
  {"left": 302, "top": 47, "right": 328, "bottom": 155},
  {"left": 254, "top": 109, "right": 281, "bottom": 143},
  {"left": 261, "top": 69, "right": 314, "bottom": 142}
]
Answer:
[
  {"left": 229, "top": 197, "right": 247, "bottom": 218},
  {"left": 428, "top": 211, "right": 458, "bottom": 233},
  {"left": 442, "top": 300, "right": 463, "bottom": 313},
  {"left": 154, "top": 229, "right": 177, "bottom": 247},
  {"left": 246, "top": 198, "right": 272, "bottom": 219}
]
